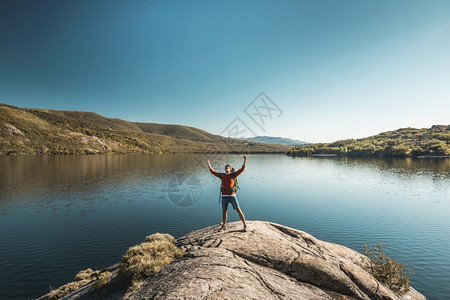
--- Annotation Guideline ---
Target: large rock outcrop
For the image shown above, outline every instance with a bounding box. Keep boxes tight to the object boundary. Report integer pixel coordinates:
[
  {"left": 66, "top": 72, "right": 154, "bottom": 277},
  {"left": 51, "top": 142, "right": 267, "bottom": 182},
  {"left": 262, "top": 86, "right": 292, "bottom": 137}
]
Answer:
[{"left": 39, "top": 221, "right": 426, "bottom": 299}]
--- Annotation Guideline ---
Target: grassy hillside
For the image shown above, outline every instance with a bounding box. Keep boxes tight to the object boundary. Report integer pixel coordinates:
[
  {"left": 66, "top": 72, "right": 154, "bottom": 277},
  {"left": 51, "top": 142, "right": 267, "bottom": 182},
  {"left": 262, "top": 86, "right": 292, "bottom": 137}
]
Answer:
[
  {"left": 288, "top": 126, "right": 450, "bottom": 157},
  {"left": 135, "top": 122, "right": 220, "bottom": 142},
  {"left": 0, "top": 103, "right": 290, "bottom": 155}
]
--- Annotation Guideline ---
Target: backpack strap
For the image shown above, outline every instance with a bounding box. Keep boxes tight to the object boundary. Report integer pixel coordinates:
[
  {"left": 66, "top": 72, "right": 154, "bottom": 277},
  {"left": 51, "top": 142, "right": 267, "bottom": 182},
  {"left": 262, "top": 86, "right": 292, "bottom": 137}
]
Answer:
[{"left": 219, "top": 173, "right": 224, "bottom": 203}]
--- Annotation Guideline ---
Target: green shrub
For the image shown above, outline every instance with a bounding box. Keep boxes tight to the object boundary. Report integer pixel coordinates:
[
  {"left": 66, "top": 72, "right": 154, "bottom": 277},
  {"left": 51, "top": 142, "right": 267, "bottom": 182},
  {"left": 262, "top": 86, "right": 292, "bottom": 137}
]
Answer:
[{"left": 362, "top": 243, "right": 412, "bottom": 294}]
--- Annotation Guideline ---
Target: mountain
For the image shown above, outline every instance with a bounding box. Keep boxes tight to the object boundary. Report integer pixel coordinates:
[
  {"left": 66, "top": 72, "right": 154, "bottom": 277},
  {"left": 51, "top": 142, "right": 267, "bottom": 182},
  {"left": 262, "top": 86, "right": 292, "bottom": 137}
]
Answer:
[
  {"left": 0, "top": 103, "right": 290, "bottom": 155},
  {"left": 241, "top": 136, "right": 308, "bottom": 146},
  {"left": 288, "top": 125, "right": 450, "bottom": 157}
]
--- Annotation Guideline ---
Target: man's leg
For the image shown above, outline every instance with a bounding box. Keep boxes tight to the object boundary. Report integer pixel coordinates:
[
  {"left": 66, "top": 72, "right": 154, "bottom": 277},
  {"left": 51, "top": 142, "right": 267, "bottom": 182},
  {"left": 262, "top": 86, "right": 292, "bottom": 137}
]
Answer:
[
  {"left": 236, "top": 208, "right": 246, "bottom": 226},
  {"left": 218, "top": 210, "right": 228, "bottom": 231},
  {"left": 222, "top": 209, "right": 228, "bottom": 226}
]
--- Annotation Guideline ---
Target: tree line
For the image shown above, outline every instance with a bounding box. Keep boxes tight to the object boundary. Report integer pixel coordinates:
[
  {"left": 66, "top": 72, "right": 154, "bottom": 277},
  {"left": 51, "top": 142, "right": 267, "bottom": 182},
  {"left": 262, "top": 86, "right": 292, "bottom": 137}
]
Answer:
[{"left": 288, "top": 125, "right": 450, "bottom": 157}]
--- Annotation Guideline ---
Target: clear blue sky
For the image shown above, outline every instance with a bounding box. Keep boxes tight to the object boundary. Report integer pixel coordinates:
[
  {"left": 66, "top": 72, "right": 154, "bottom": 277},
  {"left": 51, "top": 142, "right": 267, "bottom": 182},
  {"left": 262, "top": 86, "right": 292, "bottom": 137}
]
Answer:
[{"left": 1, "top": 0, "right": 449, "bottom": 142}]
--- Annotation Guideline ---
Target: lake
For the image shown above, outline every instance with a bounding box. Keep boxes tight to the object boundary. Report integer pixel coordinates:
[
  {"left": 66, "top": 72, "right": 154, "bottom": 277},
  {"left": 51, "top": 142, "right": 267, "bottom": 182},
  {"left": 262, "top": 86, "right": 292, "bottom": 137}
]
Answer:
[{"left": 1, "top": 154, "right": 449, "bottom": 299}]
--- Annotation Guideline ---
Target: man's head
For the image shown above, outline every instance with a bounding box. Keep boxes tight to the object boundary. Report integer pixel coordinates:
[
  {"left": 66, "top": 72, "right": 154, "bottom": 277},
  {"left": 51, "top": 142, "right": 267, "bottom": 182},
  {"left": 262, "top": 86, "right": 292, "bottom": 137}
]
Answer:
[{"left": 224, "top": 164, "right": 232, "bottom": 174}]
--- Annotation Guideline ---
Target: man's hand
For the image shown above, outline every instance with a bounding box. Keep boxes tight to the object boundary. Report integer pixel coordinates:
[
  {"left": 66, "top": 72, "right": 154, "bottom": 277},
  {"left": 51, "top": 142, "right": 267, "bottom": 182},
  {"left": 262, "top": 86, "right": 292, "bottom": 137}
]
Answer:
[
  {"left": 206, "top": 159, "right": 211, "bottom": 167},
  {"left": 243, "top": 155, "right": 247, "bottom": 160}
]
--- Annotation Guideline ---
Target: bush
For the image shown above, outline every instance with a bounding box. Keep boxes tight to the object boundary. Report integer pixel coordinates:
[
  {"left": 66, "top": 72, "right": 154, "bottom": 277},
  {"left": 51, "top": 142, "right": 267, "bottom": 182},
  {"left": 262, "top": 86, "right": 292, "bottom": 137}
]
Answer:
[
  {"left": 119, "top": 234, "right": 183, "bottom": 282},
  {"left": 48, "top": 268, "right": 98, "bottom": 299},
  {"left": 362, "top": 243, "right": 412, "bottom": 295},
  {"left": 73, "top": 268, "right": 95, "bottom": 281},
  {"left": 48, "top": 280, "right": 91, "bottom": 299},
  {"left": 144, "top": 233, "right": 176, "bottom": 244},
  {"left": 91, "top": 271, "right": 112, "bottom": 290}
]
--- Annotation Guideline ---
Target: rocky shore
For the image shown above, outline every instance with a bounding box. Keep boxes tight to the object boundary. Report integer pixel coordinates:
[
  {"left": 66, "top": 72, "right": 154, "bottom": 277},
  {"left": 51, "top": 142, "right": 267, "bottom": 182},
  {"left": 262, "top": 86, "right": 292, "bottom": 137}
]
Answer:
[{"left": 38, "top": 221, "right": 426, "bottom": 299}]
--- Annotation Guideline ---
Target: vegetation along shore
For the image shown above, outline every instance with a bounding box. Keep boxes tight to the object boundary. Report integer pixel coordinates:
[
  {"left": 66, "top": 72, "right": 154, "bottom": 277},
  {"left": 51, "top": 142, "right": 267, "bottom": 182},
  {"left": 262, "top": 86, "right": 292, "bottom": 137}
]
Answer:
[{"left": 288, "top": 125, "right": 450, "bottom": 158}]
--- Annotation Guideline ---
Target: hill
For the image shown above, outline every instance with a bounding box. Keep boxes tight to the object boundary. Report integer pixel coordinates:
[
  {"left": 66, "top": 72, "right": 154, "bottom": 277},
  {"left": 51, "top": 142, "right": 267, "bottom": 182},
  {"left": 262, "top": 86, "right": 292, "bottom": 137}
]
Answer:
[
  {"left": 135, "top": 122, "right": 219, "bottom": 142},
  {"left": 240, "top": 136, "right": 308, "bottom": 145},
  {"left": 0, "top": 103, "right": 290, "bottom": 155},
  {"left": 288, "top": 126, "right": 450, "bottom": 157}
]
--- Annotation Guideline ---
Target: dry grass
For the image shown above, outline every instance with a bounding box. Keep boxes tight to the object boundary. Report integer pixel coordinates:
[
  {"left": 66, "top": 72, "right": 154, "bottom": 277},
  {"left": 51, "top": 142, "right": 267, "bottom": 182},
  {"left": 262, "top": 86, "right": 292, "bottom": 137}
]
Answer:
[
  {"left": 118, "top": 233, "right": 183, "bottom": 298},
  {"left": 119, "top": 239, "right": 183, "bottom": 282},
  {"left": 47, "top": 233, "right": 182, "bottom": 299},
  {"left": 144, "top": 232, "right": 176, "bottom": 244},
  {"left": 48, "top": 268, "right": 99, "bottom": 299},
  {"left": 73, "top": 268, "right": 96, "bottom": 281},
  {"left": 48, "top": 280, "right": 91, "bottom": 299},
  {"left": 91, "top": 271, "right": 112, "bottom": 290},
  {"left": 123, "top": 279, "right": 145, "bottom": 300},
  {"left": 48, "top": 268, "right": 114, "bottom": 299}
]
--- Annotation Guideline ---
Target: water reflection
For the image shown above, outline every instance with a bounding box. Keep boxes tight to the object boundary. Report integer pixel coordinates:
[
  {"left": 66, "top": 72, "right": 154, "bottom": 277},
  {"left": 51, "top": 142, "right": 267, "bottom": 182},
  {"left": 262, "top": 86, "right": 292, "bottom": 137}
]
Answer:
[
  {"left": 291, "top": 156, "right": 450, "bottom": 175},
  {"left": 0, "top": 154, "right": 208, "bottom": 214},
  {"left": 2, "top": 154, "right": 449, "bottom": 216}
]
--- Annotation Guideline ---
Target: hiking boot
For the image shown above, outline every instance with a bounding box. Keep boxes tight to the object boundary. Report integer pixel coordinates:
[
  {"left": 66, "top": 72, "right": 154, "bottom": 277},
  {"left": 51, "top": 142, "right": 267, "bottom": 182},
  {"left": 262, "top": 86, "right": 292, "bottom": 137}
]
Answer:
[{"left": 218, "top": 225, "right": 227, "bottom": 232}]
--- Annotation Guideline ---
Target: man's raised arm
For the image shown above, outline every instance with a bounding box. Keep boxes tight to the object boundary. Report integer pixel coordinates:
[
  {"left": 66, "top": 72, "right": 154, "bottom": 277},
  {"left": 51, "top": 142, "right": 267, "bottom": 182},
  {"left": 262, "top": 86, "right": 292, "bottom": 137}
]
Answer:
[
  {"left": 207, "top": 159, "right": 221, "bottom": 178},
  {"left": 234, "top": 155, "right": 247, "bottom": 177}
]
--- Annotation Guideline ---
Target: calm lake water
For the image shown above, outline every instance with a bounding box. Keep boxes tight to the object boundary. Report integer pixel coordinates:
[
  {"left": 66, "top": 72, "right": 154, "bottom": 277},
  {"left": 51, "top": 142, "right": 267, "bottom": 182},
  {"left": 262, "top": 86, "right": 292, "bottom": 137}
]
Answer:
[{"left": 1, "top": 154, "right": 449, "bottom": 299}]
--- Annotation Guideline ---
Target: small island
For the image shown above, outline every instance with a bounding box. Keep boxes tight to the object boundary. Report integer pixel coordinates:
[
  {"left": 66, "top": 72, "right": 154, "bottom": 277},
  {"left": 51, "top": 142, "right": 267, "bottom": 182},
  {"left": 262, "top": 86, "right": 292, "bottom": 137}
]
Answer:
[{"left": 38, "top": 221, "right": 425, "bottom": 300}]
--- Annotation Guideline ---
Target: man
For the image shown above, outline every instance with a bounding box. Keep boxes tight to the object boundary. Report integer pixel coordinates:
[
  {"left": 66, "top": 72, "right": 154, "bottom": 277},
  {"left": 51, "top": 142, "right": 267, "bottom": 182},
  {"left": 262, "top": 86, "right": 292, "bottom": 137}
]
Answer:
[{"left": 207, "top": 155, "right": 247, "bottom": 232}]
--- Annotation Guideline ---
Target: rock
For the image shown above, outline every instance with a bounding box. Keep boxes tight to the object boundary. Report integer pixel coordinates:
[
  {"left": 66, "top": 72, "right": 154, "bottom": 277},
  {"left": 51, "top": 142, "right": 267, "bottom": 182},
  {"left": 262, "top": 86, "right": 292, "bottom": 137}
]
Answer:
[
  {"left": 38, "top": 221, "right": 426, "bottom": 300},
  {"left": 4, "top": 124, "right": 24, "bottom": 136},
  {"left": 131, "top": 221, "right": 425, "bottom": 300},
  {"left": 39, "top": 145, "right": 50, "bottom": 154}
]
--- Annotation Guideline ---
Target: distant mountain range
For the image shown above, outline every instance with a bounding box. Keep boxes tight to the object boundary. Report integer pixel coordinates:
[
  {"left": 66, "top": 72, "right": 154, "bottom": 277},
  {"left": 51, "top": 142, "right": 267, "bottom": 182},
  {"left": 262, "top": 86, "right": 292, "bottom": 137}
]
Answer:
[
  {"left": 240, "top": 136, "right": 308, "bottom": 146},
  {"left": 0, "top": 103, "right": 290, "bottom": 155}
]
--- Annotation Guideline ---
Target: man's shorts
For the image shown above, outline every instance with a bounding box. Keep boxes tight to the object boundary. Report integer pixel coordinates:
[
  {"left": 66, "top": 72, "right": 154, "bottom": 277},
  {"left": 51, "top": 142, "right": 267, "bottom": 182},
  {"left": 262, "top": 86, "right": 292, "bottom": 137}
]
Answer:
[{"left": 221, "top": 195, "right": 240, "bottom": 211}]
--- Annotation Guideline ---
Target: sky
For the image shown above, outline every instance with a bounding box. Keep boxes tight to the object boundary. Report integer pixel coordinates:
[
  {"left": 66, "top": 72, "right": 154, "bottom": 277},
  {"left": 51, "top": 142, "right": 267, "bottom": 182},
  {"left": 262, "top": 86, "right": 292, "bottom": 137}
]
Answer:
[{"left": 1, "top": 0, "right": 449, "bottom": 143}]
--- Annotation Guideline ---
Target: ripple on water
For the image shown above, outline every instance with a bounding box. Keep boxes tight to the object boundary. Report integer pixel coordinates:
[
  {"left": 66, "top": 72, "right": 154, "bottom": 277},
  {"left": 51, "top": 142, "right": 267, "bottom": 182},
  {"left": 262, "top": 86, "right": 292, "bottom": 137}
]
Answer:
[{"left": 1, "top": 155, "right": 450, "bottom": 299}]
